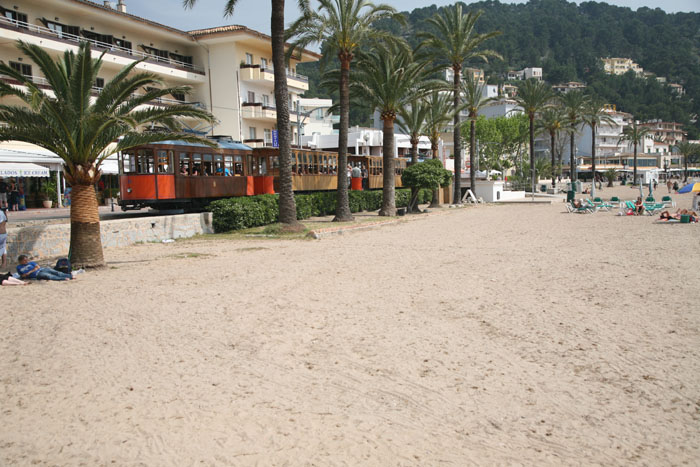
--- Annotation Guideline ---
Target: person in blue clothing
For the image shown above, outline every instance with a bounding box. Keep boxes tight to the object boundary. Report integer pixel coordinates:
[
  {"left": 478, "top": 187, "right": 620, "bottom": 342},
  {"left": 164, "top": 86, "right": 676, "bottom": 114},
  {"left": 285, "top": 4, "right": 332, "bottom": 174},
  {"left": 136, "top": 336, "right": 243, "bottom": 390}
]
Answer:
[{"left": 16, "top": 255, "right": 73, "bottom": 281}]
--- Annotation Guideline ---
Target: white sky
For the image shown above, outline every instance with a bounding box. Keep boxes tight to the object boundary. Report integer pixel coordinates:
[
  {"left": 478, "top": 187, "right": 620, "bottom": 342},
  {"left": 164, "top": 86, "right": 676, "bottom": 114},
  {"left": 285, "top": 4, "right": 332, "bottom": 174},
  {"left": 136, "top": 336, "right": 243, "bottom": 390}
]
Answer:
[{"left": 126, "top": 0, "right": 699, "bottom": 36}]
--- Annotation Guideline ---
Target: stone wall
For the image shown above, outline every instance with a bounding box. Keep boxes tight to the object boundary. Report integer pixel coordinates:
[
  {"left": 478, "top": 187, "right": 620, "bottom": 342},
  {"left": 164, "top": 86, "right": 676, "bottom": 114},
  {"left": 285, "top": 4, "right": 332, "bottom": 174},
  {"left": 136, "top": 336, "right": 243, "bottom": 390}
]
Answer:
[{"left": 6, "top": 213, "right": 213, "bottom": 261}]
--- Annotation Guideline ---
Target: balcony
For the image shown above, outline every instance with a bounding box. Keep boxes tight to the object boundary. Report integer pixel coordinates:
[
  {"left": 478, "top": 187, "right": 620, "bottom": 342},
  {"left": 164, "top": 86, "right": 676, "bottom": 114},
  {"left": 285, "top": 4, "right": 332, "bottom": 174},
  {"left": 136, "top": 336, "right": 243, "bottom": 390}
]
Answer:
[
  {"left": 0, "top": 16, "right": 205, "bottom": 76},
  {"left": 1, "top": 75, "right": 205, "bottom": 110},
  {"left": 239, "top": 64, "right": 309, "bottom": 91}
]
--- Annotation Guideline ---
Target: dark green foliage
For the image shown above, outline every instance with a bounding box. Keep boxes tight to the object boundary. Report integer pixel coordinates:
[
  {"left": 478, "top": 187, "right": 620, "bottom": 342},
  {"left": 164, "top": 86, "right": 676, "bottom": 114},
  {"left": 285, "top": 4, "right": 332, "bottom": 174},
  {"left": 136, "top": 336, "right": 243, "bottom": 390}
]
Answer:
[
  {"left": 402, "top": 159, "right": 453, "bottom": 190},
  {"left": 208, "top": 189, "right": 420, "bottom": 232}
]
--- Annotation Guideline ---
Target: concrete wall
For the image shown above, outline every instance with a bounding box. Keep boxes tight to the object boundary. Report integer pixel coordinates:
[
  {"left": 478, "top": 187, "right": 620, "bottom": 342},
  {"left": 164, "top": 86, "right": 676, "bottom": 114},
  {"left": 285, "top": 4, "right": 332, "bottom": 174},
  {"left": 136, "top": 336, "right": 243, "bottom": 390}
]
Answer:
[{"left": 6, "top": 213, "right": 213, "bottom": 261}]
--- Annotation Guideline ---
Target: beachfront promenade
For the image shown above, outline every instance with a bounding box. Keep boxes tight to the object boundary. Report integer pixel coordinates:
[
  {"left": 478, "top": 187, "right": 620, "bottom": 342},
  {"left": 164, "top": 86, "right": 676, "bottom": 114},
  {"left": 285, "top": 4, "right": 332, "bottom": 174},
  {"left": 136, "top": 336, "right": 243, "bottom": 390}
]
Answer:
[{"left": 1, "top": 188, "right": 698, "bottom": 465}]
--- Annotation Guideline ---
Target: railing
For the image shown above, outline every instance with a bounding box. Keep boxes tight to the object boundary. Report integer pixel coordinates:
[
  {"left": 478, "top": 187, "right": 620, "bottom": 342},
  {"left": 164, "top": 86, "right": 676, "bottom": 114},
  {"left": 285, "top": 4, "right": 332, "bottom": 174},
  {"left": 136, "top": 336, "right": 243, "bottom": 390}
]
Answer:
[
  {"left": 0, "top": 16, "right": 204, "bottom": 74},
  {"left": 1, "top": 75, "right": 204, "bottom": 109},
  {"left": 260, "top": 65, "right": 308, "bottom": 83}
]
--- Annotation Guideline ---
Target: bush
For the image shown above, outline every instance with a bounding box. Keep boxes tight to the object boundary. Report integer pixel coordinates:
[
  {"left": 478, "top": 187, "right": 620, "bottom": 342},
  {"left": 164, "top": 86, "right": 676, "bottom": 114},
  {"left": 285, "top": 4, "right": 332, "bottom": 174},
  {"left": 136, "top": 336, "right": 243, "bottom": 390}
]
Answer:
[{"left": 209, "top": 195, "right": 279, "bottom": 232}]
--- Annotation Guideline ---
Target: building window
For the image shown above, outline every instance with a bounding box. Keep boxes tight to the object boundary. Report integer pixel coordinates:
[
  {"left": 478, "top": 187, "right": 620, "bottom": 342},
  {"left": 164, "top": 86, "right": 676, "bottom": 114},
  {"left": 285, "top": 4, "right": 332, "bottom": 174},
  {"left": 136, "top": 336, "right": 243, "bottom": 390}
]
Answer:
[
  {"left": 9, "top": 61, "right": 32, "bottom": 80},
  {"left": 245, "top": 53, "right": 253, "bottom": 65},
  {"left": 247, "top": 91, "right": 255, "bottom": 104},
  {"left": 264, "top": 129, "right": 272, "bottom": 145},
  {"left": 2, "top": 8, "right": 28, "bottom": 25},
  {"left": 94, "top": 77, "right": 105, "bottom": 89},
  {"left": 262, "top": 95, "right": 269, "bottom": 107},
  {"left": 249, "top": 127, "right": 256, "bottom": 140},
  {"left": 261, "top": 58, "right": 268, "bottom": 69}
]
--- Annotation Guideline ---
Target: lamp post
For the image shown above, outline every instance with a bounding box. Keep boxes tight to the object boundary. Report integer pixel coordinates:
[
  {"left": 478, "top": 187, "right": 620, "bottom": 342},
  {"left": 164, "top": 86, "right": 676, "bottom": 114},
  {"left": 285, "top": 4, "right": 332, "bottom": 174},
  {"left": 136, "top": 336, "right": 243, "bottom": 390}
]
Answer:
[
  {"left": 621, "top": 158, "right": 627, "bottom": 185},
  {"left": 663, "top": 158, "right": 670, "bottom": 180}
]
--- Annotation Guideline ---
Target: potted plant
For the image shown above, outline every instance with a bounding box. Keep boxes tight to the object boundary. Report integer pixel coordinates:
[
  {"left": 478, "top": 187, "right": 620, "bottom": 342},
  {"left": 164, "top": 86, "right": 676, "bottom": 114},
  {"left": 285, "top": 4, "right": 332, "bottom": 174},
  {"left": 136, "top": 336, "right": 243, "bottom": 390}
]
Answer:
[{"left": 41, "top": 179, "right": 57, "bottom": 208}]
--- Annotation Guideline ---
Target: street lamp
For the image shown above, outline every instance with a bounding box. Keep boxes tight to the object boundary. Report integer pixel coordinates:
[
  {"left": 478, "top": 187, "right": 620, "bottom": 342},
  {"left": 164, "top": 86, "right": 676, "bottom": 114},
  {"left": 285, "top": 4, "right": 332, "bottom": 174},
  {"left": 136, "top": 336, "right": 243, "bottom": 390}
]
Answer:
[
  {"left": 663, "top": 158, "right": 670, "bottom": 179},
  {"left": 621, "top": 158, "right": 627, "bottom": 185}
]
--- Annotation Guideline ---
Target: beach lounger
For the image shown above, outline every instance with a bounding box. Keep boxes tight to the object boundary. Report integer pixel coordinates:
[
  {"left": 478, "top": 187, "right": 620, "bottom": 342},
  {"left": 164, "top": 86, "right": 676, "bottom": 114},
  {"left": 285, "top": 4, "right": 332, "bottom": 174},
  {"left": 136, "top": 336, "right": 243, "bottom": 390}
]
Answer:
[
  {"left": 610, "top": 196, "right": 621, "bottom": 207},
  {"left": 566, "top": 201, "right": 592, "bottom": 213},
  {"left": 661, "top": 196, "right": 675, "bottom": 208},
  {"left": 590, "top": 197, "right": 613, "bottom": 211},
  {"left": 643, "top": 203, "right": 665, "bottom": 215}
]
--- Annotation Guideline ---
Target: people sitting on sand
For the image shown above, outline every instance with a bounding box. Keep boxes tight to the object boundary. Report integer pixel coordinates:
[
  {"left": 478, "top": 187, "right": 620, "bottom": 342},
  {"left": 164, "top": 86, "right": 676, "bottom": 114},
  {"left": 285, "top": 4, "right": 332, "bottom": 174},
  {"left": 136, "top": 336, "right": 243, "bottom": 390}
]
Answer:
[
  {"left": 634, "top": 196, "right": 645, "bottom": 215},
  {"left": 16, "top": 255, "right": 74, "bottom": 281},
  {"left": 0, "top": 271, "right": 28, "bottom": 286}
]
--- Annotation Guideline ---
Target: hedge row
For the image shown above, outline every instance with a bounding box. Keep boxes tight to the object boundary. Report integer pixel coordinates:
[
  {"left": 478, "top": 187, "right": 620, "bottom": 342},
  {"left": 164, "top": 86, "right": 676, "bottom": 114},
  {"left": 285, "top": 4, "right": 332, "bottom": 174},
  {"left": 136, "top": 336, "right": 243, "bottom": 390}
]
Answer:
[{"left": 208, "top": 188, "right": 433, "bottom": 233}]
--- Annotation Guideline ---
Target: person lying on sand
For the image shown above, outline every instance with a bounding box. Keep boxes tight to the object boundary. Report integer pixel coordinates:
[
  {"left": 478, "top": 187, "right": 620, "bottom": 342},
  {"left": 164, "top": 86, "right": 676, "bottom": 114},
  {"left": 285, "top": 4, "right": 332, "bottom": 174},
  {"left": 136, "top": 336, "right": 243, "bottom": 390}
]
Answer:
[
  {"left": 658, "top": 210, "right": 680, "bottom": 221},
  {"left": 0, "top": 271, "right": 28, "bottom": 286},
  {"left": 16, "top": 255, "right": 74, "bottom": 281}
]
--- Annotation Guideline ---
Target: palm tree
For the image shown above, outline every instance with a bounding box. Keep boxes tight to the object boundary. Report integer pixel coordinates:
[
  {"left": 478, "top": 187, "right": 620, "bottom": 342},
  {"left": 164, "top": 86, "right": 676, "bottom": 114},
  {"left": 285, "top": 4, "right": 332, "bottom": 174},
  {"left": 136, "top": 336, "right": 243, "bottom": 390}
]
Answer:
[
  {"left": 184, "top": 0, "right": 300, "bottom": 228},
  {"left": 674, "top": 141, "right": 700, "bottom": 183},
  {"left": 582, "top": 98, "right": 615, "bottom": 197},
  {"left": 351, "top": 45, "right": 438, "bottom": 216},
  {"left": 559, "top": 90, "right": 588, "bottom": 182},
  {"left": 421, "top": 91, "right": 453, "bottom": 207},
  {"left": 537, "top": 106, "right": 565, "bottom": 188},
  {"left": 419, "top": 5, "right": 501, "bottom": 204},
  {"left": 618, "top": 121, "right": 651, "bottom": 185},
  {"left": 513, "top": 79, "right": 553, "bottom": 196},
  {"left": 289, "top": 0, "right": 403, "bottom": 221},
  {"left": 397, "top": 99, "right": 430, "bottom": 165},
  {"left": 461, "top": 74, "right": 494, "bottom": 192},
  {"left": 0, "top": 41, "right": 213, "bottom": 267}
]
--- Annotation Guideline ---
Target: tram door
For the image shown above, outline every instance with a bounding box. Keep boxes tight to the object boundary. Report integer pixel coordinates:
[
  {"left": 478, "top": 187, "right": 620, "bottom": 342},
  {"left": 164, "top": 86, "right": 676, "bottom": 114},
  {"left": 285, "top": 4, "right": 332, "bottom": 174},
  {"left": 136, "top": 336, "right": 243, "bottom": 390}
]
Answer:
[{"left": 248, "top": 153, "right": 275, "bottom": 195}]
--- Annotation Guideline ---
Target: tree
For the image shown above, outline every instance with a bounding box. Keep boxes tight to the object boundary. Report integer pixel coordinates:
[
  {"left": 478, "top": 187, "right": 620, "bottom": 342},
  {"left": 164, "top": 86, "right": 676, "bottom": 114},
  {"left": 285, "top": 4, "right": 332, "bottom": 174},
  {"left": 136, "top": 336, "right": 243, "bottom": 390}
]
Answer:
[
  {"left": 582, "top": 98, "right": 615, "bottom": 197},
  {"left": 559, "top": 90, "right": 588, "bottom": 182},
  {"left": 289, "top": 0, "right": 403, "bottom": 221},
  {"left": 351, "top": 45, "right": 437, "bottom": 216},
  {"left": 419, "top": 5, "right": 500, "bottom": 204},
  {"left": 618, "top": 120, "right": 651, "bottom": 185},
  {"left": 673, "top": 141, "right": 700, "bottom": 183},
  {"left": 513, "top": 79, "right": 553, "bottom": 195},
  {"left": 397, "top": 99, "right": 430, "bottom": 165},
  {"left": 401, "top": 159, "right": 453, "bottom": 212},
  {"left": 184, "top": 0, "right": 300, "bottom": 228},
  {"left": 421, "top": 91, "right": 453, "bottom": 207},
  {"left": 461, "top": 74, "right": 494, "bottom": 192},
  {"left": 536, "top": 106, "right": 565, "bottom": 188},
  {"left": 0, "top": 41, "right": 213, "bottom": 267}
]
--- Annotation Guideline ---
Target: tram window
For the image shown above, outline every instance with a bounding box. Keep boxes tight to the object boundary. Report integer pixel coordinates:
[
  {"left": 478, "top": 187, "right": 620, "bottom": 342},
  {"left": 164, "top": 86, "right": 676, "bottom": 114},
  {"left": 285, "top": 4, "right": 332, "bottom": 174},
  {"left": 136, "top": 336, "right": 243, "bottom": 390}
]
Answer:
[
  {"left": 122, "top": 151, "right": 136, "bottom": 173},
  {"left": 138, "top": 149, "right": 154, "bottom": 174},
  {"left": 214, "top": 155, "right": 224, "bottom": 175},
  {"left": 234, "top": 155, "right": 244, "bottom": 176},
  {"left": 192, "top": 153, "right": 202, "bottom": 176},
  {"left": 179, "top": 152, "right": 190, "bottom": 175},
  {"left": 270, "top": 156, "right": 279, "bottom": 176},
  {"left": 157, "top": 150, "right": 171, "bottom": 173},
  {"left": 292, "top": 153, "right": 298, "bottom": 175},
  {"left": 202, "top": 154, "right": 213, "bottom": 176},
  {"left": 259, "top": 157, "right": 267, "bottom": 175},
  {"left": 224, "top": 155, "right": 233, "bottom": 176}
]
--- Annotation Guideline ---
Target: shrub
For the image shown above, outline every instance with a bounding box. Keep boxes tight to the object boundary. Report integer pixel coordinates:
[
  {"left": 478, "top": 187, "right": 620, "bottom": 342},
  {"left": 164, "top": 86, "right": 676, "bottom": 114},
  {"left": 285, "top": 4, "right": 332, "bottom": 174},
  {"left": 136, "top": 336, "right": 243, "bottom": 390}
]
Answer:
[
  {"left": 208, "top": 195, "right": 279, "bottom": 232},
  {"left": 294, "top": 194, "right": 317, "bottom": 219}
]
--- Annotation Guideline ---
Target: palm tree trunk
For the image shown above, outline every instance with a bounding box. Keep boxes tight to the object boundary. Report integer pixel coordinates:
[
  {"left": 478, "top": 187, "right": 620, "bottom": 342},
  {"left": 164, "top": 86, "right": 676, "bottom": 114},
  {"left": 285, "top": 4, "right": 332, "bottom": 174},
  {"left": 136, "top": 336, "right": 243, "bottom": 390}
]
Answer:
[
  {"left": 334, "top": 53, "right": 353, "bottom": 222},
  {"left": 684, "top": 155, "right": 688, "bottom": 183},
  {"left": 430, "top": 139, "right": 440, "bottom": 207},
  {"left": 379, "top": 118, "right": 396, "bottom": 216},
  {"left": 271, "top": 0, "right": 299, "bottom": 227},
  {"left": 410, "top": 137, "right": 418, "bottom": 165},
  {"left": 633, "top": 140, "right": 638, "bottom": 185},
  {"left": 529, "top": 114, "right": 535, "bottom": 196},
  {"left": 69, "top": 184, "right": 104, "bottom": 268},
  {"left": 570, "top": 124, "right": 576, "bottom": 182},
  {"left": 550, "top": 131, "right": 556, "bottom": 188},
  {"left": 470, "top": 117, "right": 476, "bottom": 194},
  {"left": 591, "top": 123, "right": 596, "bottom": 198},
  {"left": 452, "top": 64, "right": 462, "bottom": 204}
]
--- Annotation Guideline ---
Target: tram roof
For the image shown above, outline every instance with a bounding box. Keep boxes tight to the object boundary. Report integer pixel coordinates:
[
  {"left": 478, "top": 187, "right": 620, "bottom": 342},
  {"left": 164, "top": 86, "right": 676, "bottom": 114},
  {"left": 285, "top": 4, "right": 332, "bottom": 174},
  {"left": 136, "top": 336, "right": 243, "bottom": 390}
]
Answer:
[{"left": 155, "top": 140, "right": 252, "bottom": 151}]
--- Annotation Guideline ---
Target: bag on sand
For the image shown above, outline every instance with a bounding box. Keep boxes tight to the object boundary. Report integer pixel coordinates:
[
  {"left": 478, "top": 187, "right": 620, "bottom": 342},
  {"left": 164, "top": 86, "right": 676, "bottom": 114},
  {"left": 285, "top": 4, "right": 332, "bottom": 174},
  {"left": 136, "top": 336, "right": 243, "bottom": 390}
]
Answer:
[{"left": 55, "top": 257, "right": 71, "bottom": 274}]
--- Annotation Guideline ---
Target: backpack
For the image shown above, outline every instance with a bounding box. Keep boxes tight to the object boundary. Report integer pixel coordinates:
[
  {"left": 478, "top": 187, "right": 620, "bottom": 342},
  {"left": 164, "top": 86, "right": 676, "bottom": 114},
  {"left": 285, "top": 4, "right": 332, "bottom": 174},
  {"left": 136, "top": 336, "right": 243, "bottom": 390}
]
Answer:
[{"left": 55, "top": 258, "right": 71, "bottom": 274}]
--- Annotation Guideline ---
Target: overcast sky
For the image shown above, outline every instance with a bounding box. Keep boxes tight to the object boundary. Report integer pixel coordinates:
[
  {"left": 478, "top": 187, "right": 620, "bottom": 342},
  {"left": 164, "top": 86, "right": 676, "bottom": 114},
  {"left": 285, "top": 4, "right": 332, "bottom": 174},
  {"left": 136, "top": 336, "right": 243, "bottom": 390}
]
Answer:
[{"left": 126, "top": 1, "right": 699, "bottom": 35}]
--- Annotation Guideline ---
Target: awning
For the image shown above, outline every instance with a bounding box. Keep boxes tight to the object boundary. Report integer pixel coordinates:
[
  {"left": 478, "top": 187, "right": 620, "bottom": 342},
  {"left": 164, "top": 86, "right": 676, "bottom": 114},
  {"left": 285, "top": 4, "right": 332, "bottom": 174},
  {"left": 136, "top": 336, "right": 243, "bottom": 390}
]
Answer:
[{"left": 0, "top": 163, "right": 50, "bottom": 177}]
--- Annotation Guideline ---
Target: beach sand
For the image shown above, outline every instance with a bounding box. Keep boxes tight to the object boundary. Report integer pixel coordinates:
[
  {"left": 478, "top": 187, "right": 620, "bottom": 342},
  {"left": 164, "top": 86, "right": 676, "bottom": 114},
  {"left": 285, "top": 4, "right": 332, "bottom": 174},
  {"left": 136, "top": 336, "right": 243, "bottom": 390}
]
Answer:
[{"left": 1, "top": 186, "right": 699, "bottom": 465}]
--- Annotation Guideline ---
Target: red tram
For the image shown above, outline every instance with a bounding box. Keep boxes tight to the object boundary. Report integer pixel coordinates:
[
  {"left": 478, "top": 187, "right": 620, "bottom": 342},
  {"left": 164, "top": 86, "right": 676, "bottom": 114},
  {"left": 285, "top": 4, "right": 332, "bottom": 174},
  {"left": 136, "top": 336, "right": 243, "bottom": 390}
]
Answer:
[{"left": 118, "top": 137, "right": 407, "bottom": 210}]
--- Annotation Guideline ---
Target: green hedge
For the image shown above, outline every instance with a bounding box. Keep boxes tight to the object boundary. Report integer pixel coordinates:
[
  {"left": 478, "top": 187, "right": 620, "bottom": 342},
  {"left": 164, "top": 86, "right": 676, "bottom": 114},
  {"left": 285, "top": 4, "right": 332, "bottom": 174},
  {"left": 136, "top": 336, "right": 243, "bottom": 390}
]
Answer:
[{"left": 208, "top": 188, "right": 431, "bottom": 232}]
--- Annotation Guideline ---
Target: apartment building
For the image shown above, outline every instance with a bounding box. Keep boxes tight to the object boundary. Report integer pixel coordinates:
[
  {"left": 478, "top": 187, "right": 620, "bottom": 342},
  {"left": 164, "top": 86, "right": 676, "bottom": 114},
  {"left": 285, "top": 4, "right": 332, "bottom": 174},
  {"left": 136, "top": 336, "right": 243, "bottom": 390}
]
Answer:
[
  {"left": 505, "top": 67, "right": 542, "bottom": 81},
  {"left": 444, "top": 67, "right": 485, "bottom": 84},
  {"left": 640, "top": 120, "right": 685, "bottom": 147},
  {"left": 602, "top": 57, "right": 643, "bottom": 76},
  {"left": 0, "top": 0, "right": 320, "bottom": 151}
]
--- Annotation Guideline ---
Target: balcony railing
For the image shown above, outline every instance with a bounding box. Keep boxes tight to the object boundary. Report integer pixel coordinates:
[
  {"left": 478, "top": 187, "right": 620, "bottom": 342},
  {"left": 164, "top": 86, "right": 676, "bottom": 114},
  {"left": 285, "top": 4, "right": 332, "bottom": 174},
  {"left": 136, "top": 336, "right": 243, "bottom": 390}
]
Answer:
[
  {"left": 0, "top": 16, "right": 204, "bottom": 74},
  {"left": 260, "top": 65, "right": 308, "bottom": 83},
  {"left": 1, "top": 75, "right": 205, "bottom": 109}
]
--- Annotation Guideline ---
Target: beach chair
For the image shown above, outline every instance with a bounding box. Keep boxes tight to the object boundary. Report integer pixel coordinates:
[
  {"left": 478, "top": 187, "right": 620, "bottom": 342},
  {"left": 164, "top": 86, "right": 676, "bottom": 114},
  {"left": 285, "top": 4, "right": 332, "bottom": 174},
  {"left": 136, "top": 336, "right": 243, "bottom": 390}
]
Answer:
[
  {"left": 583, "top": 199, "right": 602, "bottom": 212},
  {"left": 591, "top": 197, "right": 613, "bottom": 211},
  {"left": 645, "top": 196, "right": 655, "bottom": 203},
  {"left": 623, "top": 200, "right": 640, "bottom": 215},
  {"left": 661, "top": 196, "right": 675, "bottom": 208},
  {"left": 610, "top": 196, "right": 621, "bottom": 208},
  {"left": 566, "top": 201, "right": 592, "bottom": 214},
  {"left": 643, "top": 202, "right": 665, "bottom": 216}
]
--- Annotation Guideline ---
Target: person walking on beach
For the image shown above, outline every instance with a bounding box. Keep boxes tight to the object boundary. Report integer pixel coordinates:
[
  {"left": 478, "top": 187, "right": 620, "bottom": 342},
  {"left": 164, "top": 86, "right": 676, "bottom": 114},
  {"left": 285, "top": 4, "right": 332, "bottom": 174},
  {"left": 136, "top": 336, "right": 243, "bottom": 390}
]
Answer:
[{"left": 667, "top": 179, "right": 673, "bottom": 193}]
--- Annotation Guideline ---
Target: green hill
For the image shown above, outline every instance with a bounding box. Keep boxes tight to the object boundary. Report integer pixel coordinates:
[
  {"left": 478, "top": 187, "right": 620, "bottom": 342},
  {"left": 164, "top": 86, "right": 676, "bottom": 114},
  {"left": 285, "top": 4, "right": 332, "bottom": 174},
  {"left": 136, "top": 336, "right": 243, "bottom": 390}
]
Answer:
[{"left": 298, "top": 0, "right": 700, "bottom": 138}]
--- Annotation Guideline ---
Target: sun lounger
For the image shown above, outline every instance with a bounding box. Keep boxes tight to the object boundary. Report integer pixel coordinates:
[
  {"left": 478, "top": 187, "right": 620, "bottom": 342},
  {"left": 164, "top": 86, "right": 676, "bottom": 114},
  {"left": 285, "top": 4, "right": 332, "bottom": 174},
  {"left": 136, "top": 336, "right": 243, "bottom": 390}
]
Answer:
[
  {"left": 661, "top": 196, "right": 675, "bottom": 208},
  {"left": 589, "top": 198, "right": 613, "bottom": 211},
  {"left": 610, "top": 196, "right": 621, "bottom": 207},
  {"left": 643, "top": 203, "right": 665, "bottom": 215},
  {"left": 565, "top": 201, "right": 592, "bottom": 213}
]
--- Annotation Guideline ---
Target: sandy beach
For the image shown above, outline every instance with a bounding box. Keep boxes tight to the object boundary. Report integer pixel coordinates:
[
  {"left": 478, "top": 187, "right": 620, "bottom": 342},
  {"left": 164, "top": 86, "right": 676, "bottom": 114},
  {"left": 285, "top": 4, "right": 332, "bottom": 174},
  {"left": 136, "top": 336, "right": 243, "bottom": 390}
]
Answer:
[{"left": 1, "top": 185, "right": 699, "bottom": 465}]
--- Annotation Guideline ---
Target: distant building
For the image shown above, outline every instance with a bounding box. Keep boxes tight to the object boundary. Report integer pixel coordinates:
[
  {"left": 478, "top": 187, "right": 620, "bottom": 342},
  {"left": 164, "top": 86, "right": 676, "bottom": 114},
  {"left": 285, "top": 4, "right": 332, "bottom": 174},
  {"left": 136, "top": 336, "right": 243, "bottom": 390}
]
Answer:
[
  {"left": 302, "top": 126, "right": 431, "bottom": 158},
  {"left": 668, "top": 83, "right": 685, "bottom": 96},
  {"left": 602, "top": 57, "right": 644, "bottom": 76},
  {"left": 639, "top": 121, "right": 685, "bottom": 147},
  {"left": 552, "top": 81, "right": 586, "bottom": 94},
  {"left": 504, "top": 67, "right": 542, "bottom": 81},
  {"left": 444, "top": 67, "right": 485, "bottom": 83}
]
